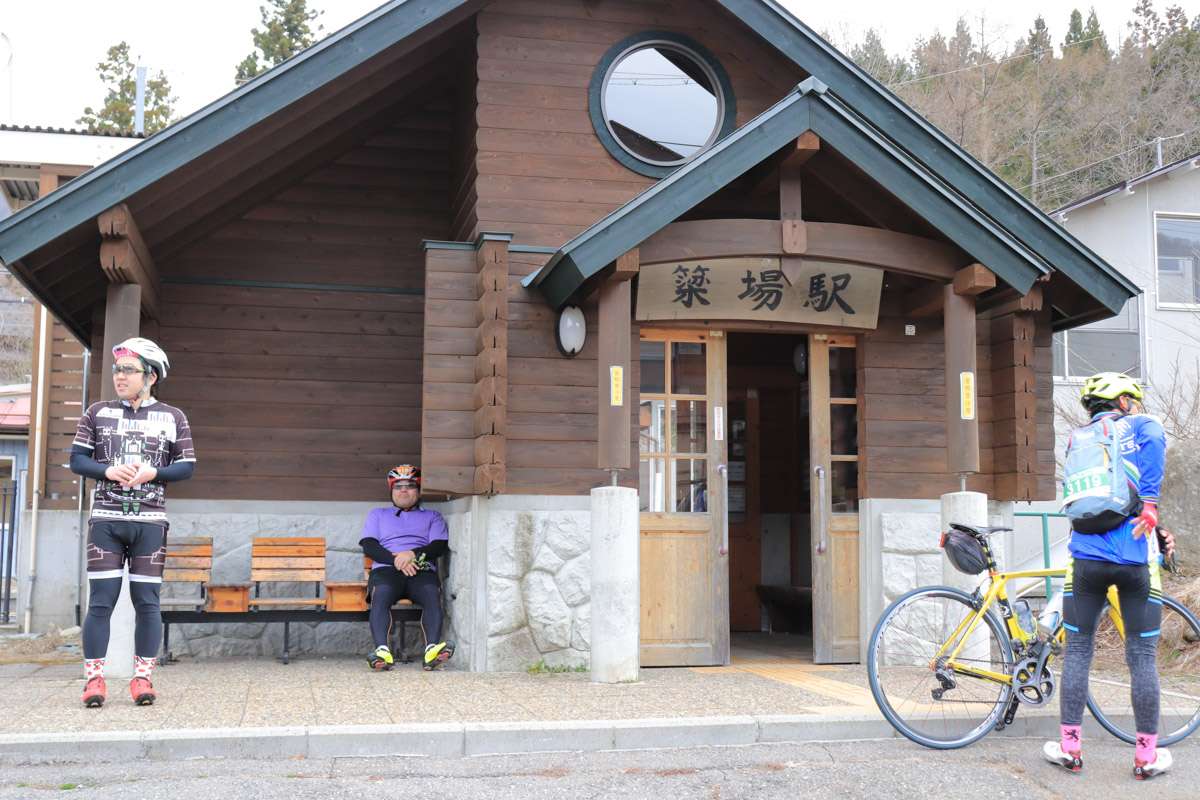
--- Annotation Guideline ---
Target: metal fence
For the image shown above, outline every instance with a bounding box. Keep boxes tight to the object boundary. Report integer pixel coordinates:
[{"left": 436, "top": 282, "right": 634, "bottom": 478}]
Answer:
[{"left": 0, "top": 481, "right": 19, "bottom": 623}]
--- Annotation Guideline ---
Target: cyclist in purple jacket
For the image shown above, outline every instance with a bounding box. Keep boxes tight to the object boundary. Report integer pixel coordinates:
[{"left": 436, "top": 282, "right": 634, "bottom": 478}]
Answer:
[{"left": 359, "top": 464, "right": 453, "bottom": 671}]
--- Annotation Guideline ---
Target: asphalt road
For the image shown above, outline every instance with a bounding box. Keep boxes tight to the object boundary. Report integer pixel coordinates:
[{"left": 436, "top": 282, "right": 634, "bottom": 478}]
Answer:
[{"left": 2, "top": 736, "right": 1196, "bottom": 799}]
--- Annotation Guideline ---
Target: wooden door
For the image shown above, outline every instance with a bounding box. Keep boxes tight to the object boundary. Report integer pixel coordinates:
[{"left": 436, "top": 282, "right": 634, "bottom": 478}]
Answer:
[
  {"left": 727, "top": 388, "right": 761, "bottom": 631},
  {"left": 809, "top": 334, "right": 861, "bottom": 663},
  {"left": 638, "top": 330, "right": 729, "bottom": 667}
]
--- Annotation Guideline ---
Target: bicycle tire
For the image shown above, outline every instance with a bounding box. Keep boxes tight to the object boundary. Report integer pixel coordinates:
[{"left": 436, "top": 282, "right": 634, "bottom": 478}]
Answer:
[
  {"left": 868, "top": 586, "right": 1015, "bottom": 749},
  {"left": 1085, "top": 594, "right": 1200, "bottom": 746}
]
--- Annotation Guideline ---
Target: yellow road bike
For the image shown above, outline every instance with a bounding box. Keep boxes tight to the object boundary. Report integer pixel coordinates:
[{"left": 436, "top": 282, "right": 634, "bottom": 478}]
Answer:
[{"left": 868, "top": 523, "right": 1200, "bottom": 749}]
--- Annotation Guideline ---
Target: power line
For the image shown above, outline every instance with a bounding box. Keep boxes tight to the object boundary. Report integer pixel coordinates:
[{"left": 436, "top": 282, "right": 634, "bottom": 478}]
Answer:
[{"left": 885, "top": 34, "right": 1108, "bottom": 89}]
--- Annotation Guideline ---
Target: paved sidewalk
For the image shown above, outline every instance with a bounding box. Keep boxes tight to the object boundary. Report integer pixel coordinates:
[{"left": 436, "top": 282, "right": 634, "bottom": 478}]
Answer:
[{"left": 0, "top": 638, "right": 1069, "bottom": 765}]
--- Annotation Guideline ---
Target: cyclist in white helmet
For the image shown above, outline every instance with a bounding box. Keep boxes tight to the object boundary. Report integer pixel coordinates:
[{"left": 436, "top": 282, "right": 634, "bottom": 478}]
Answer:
[
  {"left": 1044, "top": 372, "right": 1172, "bottom": 779},
  {"left": 69, "top": 337, "right": 196, "bottom": 708}
]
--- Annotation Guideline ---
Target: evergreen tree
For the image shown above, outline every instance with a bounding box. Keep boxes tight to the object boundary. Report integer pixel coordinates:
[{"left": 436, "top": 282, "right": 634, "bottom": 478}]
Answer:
[
  {"left": 76, "top": 42, "right": 175, "bottom": 134},
  {"left": 1028, "top": 15, "right": 1053, "bottom": 62},
  {"left": 1081, "top": 9, "right": 1112, "bottom": 57},
  {"left": 1064, "top": 9, "right": 1086, "bottom": 48},
  {"left": 236, "top": 0, "right": 324, "bottom": 83}
]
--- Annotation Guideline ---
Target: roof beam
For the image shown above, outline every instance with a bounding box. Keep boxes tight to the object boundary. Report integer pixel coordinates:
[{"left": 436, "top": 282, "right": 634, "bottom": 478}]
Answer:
[{"left": 98, "top": 203, "right": 160, "bottom": 321}]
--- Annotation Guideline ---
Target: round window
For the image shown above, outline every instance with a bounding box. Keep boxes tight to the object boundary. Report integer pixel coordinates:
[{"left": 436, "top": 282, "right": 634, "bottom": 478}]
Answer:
[{"left": 590, "top": 33, "right": 736, "bottom": 178}]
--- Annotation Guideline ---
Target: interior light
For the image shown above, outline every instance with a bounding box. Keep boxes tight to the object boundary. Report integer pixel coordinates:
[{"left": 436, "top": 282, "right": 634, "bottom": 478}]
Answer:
[
  {"left": 793, "top": 341, "right": 807, "bottom": 375},
  {"left": 556, "top": 306, "right": 586, "bottom": 357}
]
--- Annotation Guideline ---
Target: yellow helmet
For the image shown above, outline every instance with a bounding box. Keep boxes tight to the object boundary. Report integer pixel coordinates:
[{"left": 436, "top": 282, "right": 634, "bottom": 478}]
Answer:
[{"left": 1080, "top": 372, "right": 1142, "bottom": 403}]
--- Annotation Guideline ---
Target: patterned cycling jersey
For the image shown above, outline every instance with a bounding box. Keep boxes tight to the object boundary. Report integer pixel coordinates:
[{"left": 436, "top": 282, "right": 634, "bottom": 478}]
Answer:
[{"left": 73, "top": 397, "right": 196, "bottom": 522}]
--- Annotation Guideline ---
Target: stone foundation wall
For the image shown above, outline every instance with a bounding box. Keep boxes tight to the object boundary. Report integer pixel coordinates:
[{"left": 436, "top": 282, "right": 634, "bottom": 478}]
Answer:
[{"left": 482, "top": 498, "right": 592, "bottom": 672}]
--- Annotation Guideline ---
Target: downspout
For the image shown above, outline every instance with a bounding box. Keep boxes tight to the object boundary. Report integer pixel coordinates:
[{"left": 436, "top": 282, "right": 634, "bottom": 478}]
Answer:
[
  {"left": 74, "top": 347, "right": 90, "bottom": 627},
  {"left": 23, "top": 305, "right": 48, "bottom": 633}
]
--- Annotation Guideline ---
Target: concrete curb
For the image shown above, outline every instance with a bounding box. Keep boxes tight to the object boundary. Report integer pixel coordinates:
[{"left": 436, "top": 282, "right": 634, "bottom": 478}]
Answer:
[{"left": 0, "top": 709, "right": 1068, "bottom": 765}]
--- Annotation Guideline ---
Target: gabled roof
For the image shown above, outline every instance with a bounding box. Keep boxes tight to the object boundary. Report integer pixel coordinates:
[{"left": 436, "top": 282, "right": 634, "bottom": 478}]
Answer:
[
  {"left": 711, "top": 0, "right": 1136, "bottom": 314},
  {"left": 0, "top": 0, "right": 486, "bottom": 341},
  {"left": 0, "top": 0, "right": 1136, "bottom": 336},
  {"left": 532, "top": 79, "right": 1056, "bottom": 310},
  {"left": 1052, "top": 150, "right": 1200, "bottom": 217}
]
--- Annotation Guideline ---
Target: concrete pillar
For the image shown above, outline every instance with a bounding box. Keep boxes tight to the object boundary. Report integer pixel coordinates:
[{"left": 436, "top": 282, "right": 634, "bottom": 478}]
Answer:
[
  {"left": 98, "top": 282, "right": 142, "bottom": 680},
  {"left": 941, "top": 491, "right": 988, "bottom": 592},
  {"left": 590, "top": 486, "right": 639, "bottom": 683},
  {"left": 104, "top": 571, "right": 136, "bottom": 679}
]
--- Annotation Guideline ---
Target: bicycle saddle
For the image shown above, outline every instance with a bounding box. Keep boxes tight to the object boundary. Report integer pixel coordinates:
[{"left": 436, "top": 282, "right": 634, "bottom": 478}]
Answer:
[{"left": 949, "top": 522, "right": 1012, "bottom": 538}]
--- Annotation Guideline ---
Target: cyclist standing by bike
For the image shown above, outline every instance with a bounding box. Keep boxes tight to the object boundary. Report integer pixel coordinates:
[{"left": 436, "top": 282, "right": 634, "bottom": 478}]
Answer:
[{"left": 1046, "top": 372, "right": 1171, "bottom": 779}]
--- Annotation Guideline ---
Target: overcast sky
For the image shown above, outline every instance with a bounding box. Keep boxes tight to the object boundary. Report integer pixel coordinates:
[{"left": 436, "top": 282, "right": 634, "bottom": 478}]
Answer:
[{"left": 0, "top": 0, "right": 1152, "bottom": 129}]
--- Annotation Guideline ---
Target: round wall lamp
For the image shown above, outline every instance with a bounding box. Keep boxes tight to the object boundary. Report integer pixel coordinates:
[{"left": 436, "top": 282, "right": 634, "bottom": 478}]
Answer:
[{"left": 556, "top": 306, "right": 586, "bottom": 357}]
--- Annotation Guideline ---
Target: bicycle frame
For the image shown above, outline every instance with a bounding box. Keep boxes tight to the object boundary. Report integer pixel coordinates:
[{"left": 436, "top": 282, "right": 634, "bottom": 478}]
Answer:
[{"left": 936, "top": 567, "right": 1124, "bottom": 685}]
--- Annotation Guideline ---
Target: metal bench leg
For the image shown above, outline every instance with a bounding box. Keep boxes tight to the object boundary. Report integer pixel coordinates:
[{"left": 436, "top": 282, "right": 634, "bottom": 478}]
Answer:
[
  {"left": 162, "top": 622, "right": 171, "bottom": 665},
  {"left": 283, "top": 621, "right": 291, "bottom": 665}
]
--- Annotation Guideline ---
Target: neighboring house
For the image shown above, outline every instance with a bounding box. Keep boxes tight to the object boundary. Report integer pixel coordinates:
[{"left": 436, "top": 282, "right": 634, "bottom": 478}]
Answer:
[
  {"left": 0, "top": 0, "right": 1134, "bottom": 669},
  {"left": 0, "top": 125, "right": 141, "bottom": 624},
  {"left": 1051, "top": 154, "right": 1200, "bottom": 433}
]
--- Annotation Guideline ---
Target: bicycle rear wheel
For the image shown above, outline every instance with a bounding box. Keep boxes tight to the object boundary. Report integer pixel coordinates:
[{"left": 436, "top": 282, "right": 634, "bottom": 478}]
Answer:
[
  {"left": 1086, "top": 594, "right": 1200, "bottom": 745},
  {"left": 868, "top": 587, "right": 1015, "bottom": 749}
]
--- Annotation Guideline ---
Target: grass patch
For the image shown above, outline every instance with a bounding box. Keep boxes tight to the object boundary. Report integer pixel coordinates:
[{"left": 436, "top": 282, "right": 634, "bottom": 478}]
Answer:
[{"left": 525, "top": 659, "right": 588, "bottom": 674}]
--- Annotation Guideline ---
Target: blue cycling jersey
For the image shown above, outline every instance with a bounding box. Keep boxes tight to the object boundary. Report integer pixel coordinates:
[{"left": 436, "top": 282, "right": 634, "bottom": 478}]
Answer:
[{"left": 1067, "top": 411, "right": 1166, "bottom": 565}]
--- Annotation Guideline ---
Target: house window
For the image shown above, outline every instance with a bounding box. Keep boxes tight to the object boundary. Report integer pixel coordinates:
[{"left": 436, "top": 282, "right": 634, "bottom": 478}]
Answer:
[
  {"left": 590, "top": 32, "right": 736, "bottom": 178},
  {"left": 1052, "top": 295, "right": 1142, "bottom": 379},
  {"left": 1156, "top": 214, "right": 1200, "bottom": 307}
]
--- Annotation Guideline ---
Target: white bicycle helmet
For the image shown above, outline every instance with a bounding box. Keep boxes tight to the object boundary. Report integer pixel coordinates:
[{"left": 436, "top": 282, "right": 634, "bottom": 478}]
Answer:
[{"left": 112, "top": 337, "right": 170, "bottom": 381}]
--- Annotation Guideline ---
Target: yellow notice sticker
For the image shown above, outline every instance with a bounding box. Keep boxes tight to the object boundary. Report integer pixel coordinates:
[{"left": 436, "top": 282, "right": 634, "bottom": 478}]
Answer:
[
  {"left": 960, "top": 372, "right": 975, "bottom": 420},
  {"left": 610, "top": 366, "right": 623, "bottom": 406}
]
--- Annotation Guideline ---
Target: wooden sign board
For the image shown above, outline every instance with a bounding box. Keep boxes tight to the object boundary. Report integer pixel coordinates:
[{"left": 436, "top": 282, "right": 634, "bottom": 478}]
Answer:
[{"left": 636, "top": 257, "right": 883, "bottom": 328}]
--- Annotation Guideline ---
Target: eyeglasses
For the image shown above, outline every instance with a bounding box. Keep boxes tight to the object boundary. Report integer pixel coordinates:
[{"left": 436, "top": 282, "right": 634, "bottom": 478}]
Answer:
[
  {"left": 392, "top": 483, "right": 418, "bottom": 490},
  {"left": 111, "top": 364, "right": 146, "bottom": 376}
]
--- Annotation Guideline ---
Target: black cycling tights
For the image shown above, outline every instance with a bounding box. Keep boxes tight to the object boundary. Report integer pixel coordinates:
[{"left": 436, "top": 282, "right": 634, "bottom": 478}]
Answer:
[
  {"left": 1059, "top": 557, "right": 1162, "bottom": 734},
  {"left": 368, "top": 571, "right": 443, "bottom": 649},
  {"left": 83, "top": 578, "right": 162, "bottom": 660}
]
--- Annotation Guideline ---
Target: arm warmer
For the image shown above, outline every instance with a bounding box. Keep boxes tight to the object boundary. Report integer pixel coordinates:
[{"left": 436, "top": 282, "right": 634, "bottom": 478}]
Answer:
[
  {"left": 69, "top": 446, "right": 194, "bottom": 483},
  {"left": 413, "top": 538, "right": 449, "bottom": 562},
  {"left": 69, "top": 447, "right": 108, "bottom": 480},
  {"left": 154, "top": 461, "right": 195, "bottom": 483},
  {"left": 361, "top": 537, "right": 395, "bottom": 566}
]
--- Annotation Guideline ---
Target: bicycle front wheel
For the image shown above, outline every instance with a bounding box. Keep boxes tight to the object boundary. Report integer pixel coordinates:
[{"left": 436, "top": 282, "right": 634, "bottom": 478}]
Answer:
[
  {"left": 868, "top": 587, "right": 1015, "bottom": 749},
  {"left": 1086, "top": 594, "right": 1200, "bottom": 745}
]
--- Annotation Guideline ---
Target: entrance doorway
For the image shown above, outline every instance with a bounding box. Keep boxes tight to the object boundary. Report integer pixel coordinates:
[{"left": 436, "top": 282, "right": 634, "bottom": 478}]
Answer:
[
  {"left": 727, "top": 332, "right": 861, "bottom": 663},
  {"left": 637, "top": 329, "right": 861, "bottom": 667}
]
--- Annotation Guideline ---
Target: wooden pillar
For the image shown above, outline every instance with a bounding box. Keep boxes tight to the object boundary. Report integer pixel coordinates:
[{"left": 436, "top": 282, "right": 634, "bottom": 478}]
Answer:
[
  {"left": 991, "top": 311, "right": 1039, "bottom": 500},
  {"left": 101, "top": 284, "right": 142, "bottom": 402},
  {"left": 473, "top": 237, "right": 508, "bottom": 495},
  {"left": 598, "top": 250, "right": 637, "bottom": 470},
  {"left": 780, "top": 132, "right": 819, "bottom": 286},
  {"left": 943, "top": 283, "right": 979, "bottom": 475}
]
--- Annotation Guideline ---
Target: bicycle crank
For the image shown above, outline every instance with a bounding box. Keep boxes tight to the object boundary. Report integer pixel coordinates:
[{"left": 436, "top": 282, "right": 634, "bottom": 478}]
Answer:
[{"left": 1012, "top": 655, "right": 1056, "bottom": 707}]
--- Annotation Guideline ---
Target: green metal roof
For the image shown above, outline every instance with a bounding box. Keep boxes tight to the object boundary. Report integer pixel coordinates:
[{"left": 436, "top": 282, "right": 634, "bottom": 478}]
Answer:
[
  {"left": 0, "top": 0, "right": 481, "bottom": 268},
  {"left": 532, "top": 80, "right": 1054, "bottom": 311}
]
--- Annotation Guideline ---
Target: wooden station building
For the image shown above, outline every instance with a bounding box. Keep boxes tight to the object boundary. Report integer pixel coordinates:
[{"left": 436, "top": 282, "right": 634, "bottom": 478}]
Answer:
[{"left": 0, "top": 0, "right": 1135, "bottom": 668}]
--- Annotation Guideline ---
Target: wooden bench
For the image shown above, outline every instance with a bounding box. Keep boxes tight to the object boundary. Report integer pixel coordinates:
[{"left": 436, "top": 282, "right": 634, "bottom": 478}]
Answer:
[{"left": 160, "top": 538, "right": 424, "bottom": 665}]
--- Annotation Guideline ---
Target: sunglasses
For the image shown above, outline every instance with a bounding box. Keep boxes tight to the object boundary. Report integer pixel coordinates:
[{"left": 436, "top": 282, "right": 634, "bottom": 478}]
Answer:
[{"left": 111, "top": 364, "right": 146, "bottom": 376}]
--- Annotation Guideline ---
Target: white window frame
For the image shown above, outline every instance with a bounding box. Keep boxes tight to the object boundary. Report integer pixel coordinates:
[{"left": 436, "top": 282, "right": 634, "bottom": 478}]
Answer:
[
  {"left": 1154, "top": 211, "right": 1200, "bottom": 310},
  {"left": 1053, "top": 291, "right": 1146, "bottom": 384}
]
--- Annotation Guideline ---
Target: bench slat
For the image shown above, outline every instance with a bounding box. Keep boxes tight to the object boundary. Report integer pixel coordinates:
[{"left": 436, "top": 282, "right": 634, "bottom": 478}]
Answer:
[
  {"left": 162, "top": 568, "right": 211, "bottom": 582},
  {"left": 166, "top": 544, "right": 213, "bottom": 557},
  {"left": 248, "top": 598, "right": 327, "bottom": 607},
  {"left": 252, "top": 556, "right": 325, "bottom": 569},
  {"left": 252, "top": 569, "right": 326, "bottom": 582},
  {"left": 165, "top": 556, "right": 213, "bottom": 569}
]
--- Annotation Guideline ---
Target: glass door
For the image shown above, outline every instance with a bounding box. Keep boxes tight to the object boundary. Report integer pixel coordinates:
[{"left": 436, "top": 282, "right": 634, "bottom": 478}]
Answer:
[
  {"left": 638, "top": 330, "right": 728, "bottom": 666},
  {"left": 810, "top": 333, "right": 861, "bottom": 663}
]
